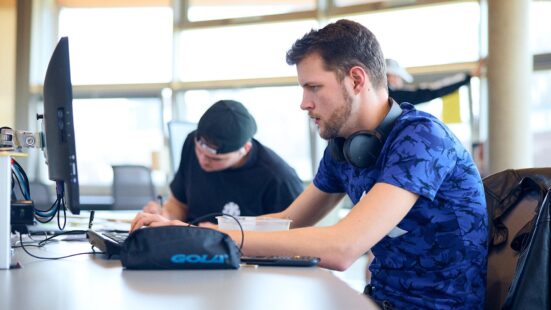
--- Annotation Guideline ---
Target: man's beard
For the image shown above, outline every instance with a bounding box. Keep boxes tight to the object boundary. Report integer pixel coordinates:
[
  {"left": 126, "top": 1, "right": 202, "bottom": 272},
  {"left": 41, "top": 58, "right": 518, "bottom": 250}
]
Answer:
[{"left": 319, "top": 86, "right": 353, "bottom": 140}]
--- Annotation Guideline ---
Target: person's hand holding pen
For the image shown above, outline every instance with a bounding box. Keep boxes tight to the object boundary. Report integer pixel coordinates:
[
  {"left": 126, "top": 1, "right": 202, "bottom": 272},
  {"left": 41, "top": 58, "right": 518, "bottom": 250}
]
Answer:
[
  {"left": 142, "top": 195, "right": 164, "bottom": 215},
  {"left": 129, "top": 212, "right": 188, "bottom": 232},
  {"left": 130, "top": 194, "right": 192, "bottom": 232}
]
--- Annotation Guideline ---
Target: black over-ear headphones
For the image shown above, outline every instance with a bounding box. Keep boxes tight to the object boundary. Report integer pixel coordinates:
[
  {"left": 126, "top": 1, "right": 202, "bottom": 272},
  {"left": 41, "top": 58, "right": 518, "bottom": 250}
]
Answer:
[{"left": 328, "top": 99, "right": 402, "bottom": 168}]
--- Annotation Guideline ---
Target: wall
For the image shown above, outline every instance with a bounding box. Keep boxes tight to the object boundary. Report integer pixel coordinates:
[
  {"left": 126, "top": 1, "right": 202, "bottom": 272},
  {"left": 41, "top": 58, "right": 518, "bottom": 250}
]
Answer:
[{"left": 0, "top": 0, "right": 16, "bottom": 127}]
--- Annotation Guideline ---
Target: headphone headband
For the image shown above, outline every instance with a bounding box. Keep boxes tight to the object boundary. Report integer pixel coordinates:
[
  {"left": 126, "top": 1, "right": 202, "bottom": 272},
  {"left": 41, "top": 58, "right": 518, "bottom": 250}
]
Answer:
[{"left": 376, "top": 98, "right": 402, "bottom": 142}]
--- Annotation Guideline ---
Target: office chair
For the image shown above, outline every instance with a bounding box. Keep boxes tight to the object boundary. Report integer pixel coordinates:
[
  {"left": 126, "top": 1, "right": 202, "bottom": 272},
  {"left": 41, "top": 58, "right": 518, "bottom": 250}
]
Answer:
[
  {"left": 483, "top": 168, "right": 551, "bottom": 310},
  {"left": 29, "top": 180, "right": 53, "bottom": 212},
  {"left": 111, "top": 165, "right": 156, "bottom": 210}
]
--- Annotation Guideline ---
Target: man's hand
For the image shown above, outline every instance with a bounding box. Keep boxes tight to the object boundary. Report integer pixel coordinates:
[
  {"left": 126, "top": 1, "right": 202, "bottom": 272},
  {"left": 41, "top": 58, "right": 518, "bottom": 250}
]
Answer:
[
  {"left": 142, "top": 201, "right": 162, "bottom": 214},
  {"left": 130, "top": 212, "right": 186, "bottom": 232}
]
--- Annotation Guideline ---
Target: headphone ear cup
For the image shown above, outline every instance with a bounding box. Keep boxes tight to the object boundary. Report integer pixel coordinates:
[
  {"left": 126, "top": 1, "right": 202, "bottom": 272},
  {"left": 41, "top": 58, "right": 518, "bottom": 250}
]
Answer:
[
  {"left": 343, "top": 133, "right": 383, "bottom": 168},
  {"left": 328, "top": 138, "right": 346, "bottom": 162}
]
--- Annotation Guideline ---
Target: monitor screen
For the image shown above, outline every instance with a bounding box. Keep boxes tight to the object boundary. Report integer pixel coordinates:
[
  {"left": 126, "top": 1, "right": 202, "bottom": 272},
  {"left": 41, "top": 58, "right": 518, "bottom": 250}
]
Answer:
[{"left": 42, "top": 37, "right": 80, "bottom": 215}]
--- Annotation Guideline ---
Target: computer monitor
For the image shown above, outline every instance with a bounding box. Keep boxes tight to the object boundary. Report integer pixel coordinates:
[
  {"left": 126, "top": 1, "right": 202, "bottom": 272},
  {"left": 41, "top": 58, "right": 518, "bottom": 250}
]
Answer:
[{"left": 42, "top": 37, "right": 80, "bottom": 215}]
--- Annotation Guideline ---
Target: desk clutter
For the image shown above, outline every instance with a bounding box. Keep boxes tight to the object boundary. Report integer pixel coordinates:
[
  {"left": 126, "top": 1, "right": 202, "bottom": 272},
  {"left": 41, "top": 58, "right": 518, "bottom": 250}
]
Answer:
[
  {"left": 8, "top": 208, "right": 321, "bottom": 270},
  {"left": 90, "top": 226, "right": 241, "bottom": 269},
  {"left": 87, "top": 226, "right": 320, "bottom": 269}
]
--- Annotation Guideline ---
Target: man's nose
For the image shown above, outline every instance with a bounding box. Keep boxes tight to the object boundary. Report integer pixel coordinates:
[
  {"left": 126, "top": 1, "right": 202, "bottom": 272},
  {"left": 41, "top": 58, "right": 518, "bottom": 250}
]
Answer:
[{"left": 300, "top": 93, "right": 314, "bottom": 110}]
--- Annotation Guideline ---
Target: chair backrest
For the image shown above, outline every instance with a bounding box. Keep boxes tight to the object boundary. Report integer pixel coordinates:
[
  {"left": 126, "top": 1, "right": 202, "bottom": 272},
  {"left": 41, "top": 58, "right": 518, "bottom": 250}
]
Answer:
[
  {"left": 503, "top": 189, "right": 550, "bottom": 309},
  {"left": 483, "top": 168, "right": 551, "bottom": 309},
  {"left": 29, "top": 181, "right": 53, "bottom": 212},
  {"left": 112, "top": 165, "right": 156, "bottom": 210}
]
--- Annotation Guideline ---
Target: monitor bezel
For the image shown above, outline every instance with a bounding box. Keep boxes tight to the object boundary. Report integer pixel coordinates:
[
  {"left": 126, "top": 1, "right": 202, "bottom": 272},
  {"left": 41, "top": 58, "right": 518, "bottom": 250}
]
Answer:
[{"left": 42, "top": 36, "right": 80, "bottom": 215}]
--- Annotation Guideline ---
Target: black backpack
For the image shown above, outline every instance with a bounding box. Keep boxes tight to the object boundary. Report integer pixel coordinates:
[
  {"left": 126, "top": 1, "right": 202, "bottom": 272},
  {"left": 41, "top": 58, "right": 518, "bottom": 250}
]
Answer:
[{"left": 484, "top": 168, "right": 551, "bottom": 309}]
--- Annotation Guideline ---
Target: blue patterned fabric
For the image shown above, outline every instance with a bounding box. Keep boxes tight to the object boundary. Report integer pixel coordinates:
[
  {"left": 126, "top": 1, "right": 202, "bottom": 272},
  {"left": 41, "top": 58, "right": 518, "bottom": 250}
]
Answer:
[{"left": 314, "top": 103, "right": 488, "bottom": 309}]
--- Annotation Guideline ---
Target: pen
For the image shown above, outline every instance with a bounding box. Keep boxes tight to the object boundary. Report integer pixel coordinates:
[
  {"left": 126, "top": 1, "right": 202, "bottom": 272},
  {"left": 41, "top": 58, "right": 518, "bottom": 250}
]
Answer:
[
  {"left": 88, "top": 210, "right": 95, "bottom": 229},
  {"left": 157, "top": 195, "right": 164, "bottom": 206}
]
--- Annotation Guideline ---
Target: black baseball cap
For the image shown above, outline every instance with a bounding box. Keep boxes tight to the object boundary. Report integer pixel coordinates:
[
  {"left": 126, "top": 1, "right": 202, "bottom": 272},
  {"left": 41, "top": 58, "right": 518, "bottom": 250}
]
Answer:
[{"left": 196, "top": 100, "right": 257, "bottom": 154}]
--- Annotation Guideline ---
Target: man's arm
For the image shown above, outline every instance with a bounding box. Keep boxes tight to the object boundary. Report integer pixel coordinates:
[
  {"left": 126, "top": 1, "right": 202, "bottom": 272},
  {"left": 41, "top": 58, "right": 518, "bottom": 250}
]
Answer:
[
  {"left": 227, "top": 182, "right": 418, "bottom": 271},
  {"left": 130, "top": 182, "right": 418, "bottom": 272},
  {"left": 390, "top": 73, "right": 471, "bottom": 105}
]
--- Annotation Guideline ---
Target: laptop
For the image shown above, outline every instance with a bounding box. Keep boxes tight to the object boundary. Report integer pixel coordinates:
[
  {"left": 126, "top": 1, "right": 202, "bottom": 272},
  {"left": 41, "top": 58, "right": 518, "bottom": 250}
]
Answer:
[{"left": 86, "top": 229, "right": 320, "bottom": 267}]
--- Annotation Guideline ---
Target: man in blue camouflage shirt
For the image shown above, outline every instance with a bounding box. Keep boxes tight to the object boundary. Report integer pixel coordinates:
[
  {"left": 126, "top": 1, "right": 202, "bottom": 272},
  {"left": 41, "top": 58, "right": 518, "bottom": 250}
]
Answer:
[{"left": 131, "top": 19, "right": 488, "bottom": 309}]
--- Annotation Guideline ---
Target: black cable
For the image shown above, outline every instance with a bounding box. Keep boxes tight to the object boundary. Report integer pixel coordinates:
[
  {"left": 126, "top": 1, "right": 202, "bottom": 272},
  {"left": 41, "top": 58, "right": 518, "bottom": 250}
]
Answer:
[
  {"left": 11, "top": 159, "right": 30, "bottom": 199},
  {"left": 18, "top": 232, "right": 101, "bottom": 260},
  {"left": 11, "top": 171, "right": 24, "bottom": 200},
  {"left": 10, "top": 158, "right": 65, "bottom": 227},
  {"left": 189, "top": 212, "right": 245, "bottom": 252},
  {"left": 34, "top": 197, "right": 61, "bottom": 223},
  {"left": 10, "top": 172, "right": 16, "bottom": 197},
  {"left": 34, "top": 184, "right": 67, "bottom": 230},
  {"left": 55, "top": 181, "right": 67, "bottom": 230},
  {"left": 34, "top": 197, "right": 59, "bottom": 215},
  {"left": 12, "top": 159, "right": 29, "bottom": 185},
  {"left": 36, "top": 230, "right": 88, "bottom": 247},
  {"left": 12, "top": 241, "right": 43, "bottom": 249},
  {"left": 56, "top": 195, "right": 67, "bottom": 230}
]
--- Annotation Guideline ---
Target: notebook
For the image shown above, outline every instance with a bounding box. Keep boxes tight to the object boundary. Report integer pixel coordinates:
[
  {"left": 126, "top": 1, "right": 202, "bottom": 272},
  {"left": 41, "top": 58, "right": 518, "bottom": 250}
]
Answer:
[{"left": 86, "top": 229, "right": 320, "bottom": 266}]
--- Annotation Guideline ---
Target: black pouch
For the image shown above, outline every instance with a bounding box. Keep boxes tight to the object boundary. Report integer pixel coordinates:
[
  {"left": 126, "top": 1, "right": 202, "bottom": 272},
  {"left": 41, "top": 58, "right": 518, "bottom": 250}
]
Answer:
[{"left": 120, "top": 226, "right": 241, "bottom": 270}]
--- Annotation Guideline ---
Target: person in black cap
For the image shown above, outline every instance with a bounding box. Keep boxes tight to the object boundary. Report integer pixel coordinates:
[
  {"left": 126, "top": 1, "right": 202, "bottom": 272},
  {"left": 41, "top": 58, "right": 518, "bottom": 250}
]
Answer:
[{"left": 140, "top": 99, "right": 304, "bottom": 224}]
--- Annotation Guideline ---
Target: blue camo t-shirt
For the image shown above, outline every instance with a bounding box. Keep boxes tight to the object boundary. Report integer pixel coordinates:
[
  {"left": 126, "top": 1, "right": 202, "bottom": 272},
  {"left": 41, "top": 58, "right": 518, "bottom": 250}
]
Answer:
[{"left": 314, "top": 103, "right": 488, "bottom": 309}]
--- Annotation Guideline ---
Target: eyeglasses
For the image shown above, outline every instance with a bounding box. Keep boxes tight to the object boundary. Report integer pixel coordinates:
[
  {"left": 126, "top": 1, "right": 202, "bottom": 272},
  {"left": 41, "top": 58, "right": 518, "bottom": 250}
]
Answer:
[{"left": 194, "top": 136, "right": 219, "bottom": 155}]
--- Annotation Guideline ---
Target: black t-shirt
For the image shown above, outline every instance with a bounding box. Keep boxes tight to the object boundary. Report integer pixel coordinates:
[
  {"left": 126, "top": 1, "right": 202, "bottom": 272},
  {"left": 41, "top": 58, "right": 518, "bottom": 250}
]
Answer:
[{"left": 170, "top": 131, "right": 304, "bottom": 223}]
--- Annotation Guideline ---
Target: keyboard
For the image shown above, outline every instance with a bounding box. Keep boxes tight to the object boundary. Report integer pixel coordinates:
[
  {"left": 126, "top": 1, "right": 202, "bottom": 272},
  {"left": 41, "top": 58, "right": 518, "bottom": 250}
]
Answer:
[
  {"left": 240, "top": 255, "right": 320, "bottom": 267},
  {"left": 86, "top": 229, "right": 321, "bottom": 267},
  {"left": 86, "top": 230, "right": 128, "bottom": 257}
]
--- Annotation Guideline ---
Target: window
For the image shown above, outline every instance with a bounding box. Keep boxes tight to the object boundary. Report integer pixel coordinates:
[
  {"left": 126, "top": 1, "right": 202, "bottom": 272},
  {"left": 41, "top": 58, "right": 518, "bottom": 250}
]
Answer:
[
  {"left": 32, "top": 0, "right": 525, "bottom": 190},
  {"left": 531, "top": 1, "right": 551, "bottom": 54},
  {"left": 186, "top": 0, "right": 316, "bottom": 22},
  {"left": 70, "top": 98, "right": 164, "bottom": 186},
  {"left": 334, "top": 2, "right": 480, "bottom": 67},
  {"left": 58, "top": 7, "right": 173, "bottom": 84},
  {"left": 334, "top": 0, "right": 385, "bottom": 6},
  {"left": 532, "top": 70, "right": 551, "bottom": 167},
  {"left": 177, "top": 20, "right": 317, "bottom": 81}
]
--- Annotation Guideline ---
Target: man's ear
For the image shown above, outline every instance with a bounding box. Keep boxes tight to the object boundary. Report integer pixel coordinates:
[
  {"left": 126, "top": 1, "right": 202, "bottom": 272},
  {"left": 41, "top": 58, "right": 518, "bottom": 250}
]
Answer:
[
  {"left": 349, "top": 66, "right": 367, "bottom": 93},
  {"left": 242, "top": 141, "right": 253, "bottom": 154}
]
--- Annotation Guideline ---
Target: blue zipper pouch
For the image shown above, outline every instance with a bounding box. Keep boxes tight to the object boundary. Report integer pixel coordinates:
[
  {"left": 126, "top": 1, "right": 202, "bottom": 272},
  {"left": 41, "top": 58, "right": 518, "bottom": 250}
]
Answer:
[{"left": 120, "top": 226, "right": 241, "bottom": 270}]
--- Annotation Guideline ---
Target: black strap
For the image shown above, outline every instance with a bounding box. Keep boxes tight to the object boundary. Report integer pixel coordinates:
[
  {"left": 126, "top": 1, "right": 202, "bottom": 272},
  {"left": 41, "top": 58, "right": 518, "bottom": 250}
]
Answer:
[
  {"left": 363, "top": 284, "right": 394, "bottom": 310},
  {"left": 491, "top": 177, "right": 544, "bottom": 248}
]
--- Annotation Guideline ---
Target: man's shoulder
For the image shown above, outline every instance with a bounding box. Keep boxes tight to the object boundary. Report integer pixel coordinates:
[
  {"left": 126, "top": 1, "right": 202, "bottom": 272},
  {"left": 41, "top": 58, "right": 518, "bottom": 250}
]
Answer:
[{"left": 393, "top": 105, "right": 456, "bottom": 142}]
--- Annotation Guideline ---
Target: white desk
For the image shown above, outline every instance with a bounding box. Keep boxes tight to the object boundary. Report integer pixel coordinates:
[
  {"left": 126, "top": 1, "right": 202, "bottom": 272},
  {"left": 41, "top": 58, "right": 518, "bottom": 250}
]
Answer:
[{"left": 1, "top": 240, "right": 379, "bottom": 310}]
